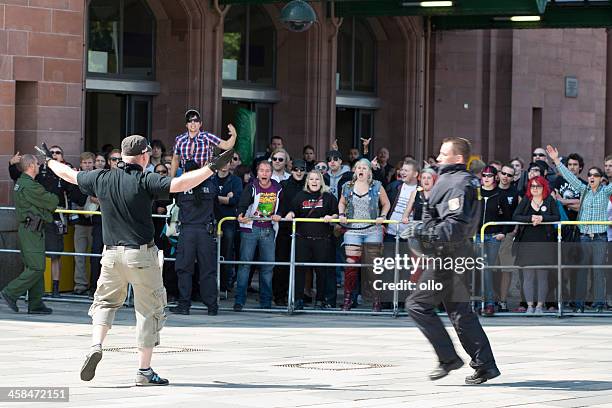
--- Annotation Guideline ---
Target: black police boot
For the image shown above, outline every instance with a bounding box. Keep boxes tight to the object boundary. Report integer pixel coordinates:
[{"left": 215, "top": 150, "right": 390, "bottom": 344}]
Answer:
[
  {"left": 429, "top": 358, "right": 464, "bottom": 381},
  {"left": 169, "top": 304, "right": 190, "bottom": 315},
  {"left": 465, "top": 366, "right": 501, "bottom": 385},
  {"left": 52, "top": 280, "right": 60, "bottom": 298},
  {"left": 208, "top": 149, "right": 235, "bottom": 172},
  {"left": 1, "top": 291, "right": 19, "bottom": 313},
  {"left": 207, "top": 305, "right": 218, "bottom": 316},
  {"left": 28, "top": 304, "right": 53, "bottom": 314}
]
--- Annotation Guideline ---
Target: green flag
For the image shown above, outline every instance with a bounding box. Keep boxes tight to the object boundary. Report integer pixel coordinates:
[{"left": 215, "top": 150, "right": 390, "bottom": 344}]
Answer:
[{"left": 235, "top": 108, "right": 256, "bottom": 167}]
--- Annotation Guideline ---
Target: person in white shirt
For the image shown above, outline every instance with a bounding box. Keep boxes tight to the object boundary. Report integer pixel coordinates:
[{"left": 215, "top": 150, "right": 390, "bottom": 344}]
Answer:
[{"left": 385, "top": 159, "right": 419, "bottom": 241}]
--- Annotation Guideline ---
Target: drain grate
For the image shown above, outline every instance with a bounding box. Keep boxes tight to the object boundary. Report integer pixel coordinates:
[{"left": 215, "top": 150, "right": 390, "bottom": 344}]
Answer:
[
  {"left": 276, "top": 361, "right": 394, "bottom": 371},
  {"left": 103, "top": 346, "right": 208, "bottom": 354}
]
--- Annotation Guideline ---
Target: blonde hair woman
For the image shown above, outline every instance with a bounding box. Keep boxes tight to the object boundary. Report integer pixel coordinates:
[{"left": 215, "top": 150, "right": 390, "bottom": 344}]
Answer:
[{"left": 338, "top": 159, "right": 390, "bottom": 311}]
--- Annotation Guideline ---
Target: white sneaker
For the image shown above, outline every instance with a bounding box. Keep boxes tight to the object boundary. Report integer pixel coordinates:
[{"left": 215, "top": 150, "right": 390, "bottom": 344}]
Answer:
[
  {"left": 534, "top": 306, "right": 544, "bottom": 315},
  {"left": 526, "top": 306, "right": 535, "bottom": 314}
]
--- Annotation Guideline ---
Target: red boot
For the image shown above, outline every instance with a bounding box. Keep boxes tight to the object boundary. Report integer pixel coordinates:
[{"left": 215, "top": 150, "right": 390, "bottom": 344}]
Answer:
[{"left": 342, "top": 256, "right": 360, "bottom": 311}]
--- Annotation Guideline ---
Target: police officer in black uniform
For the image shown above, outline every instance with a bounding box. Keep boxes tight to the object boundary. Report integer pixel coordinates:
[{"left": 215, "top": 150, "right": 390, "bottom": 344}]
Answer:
[
  {"left": 170, "top": 160, "right": 219, "bottom": 316},
  {"left": 402, "top": 137, "right": 500, "bottom": 385},
  {"left": 40, "top": 136, "right": 233, "bottom": 386}
]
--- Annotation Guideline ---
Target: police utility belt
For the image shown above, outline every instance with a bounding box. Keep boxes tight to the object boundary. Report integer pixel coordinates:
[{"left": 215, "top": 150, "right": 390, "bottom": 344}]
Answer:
[{"left": 23, "top": 213, "right": 45, "bottom": 233}]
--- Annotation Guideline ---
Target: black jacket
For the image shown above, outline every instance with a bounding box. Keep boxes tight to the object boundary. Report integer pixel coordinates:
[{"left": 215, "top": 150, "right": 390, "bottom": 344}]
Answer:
[
  {"left": 421, "top": 164, "right": 480, "bottom": 247},
  {"left": 278, "top": 176, "right": 306, "bottom": 234},
  {"left": 512, "top": 195, "right": 560, "bottom": 241},
  {"left": 479, "top": 187, "right": 513, "bottom": 234}
]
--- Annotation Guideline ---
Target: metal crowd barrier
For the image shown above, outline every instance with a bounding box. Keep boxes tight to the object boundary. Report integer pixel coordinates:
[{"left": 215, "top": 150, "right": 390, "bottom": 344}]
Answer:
[
  {"left": 0, "top": 207, "right": 174, "bottom": 306},
  {"left": 480, "top": 220, "right": 612, "bottom": 317},
  {"left": 216, "top": 216, "right": 402, "bottom": 316}
]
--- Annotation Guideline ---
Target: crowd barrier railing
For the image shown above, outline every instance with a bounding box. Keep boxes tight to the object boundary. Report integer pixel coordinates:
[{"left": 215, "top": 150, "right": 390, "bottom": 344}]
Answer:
[
  {"left": 480, "top": 220, "right": 612, "bottom": 317},
  {"left": 216, "top": 216, "right": 403, "bottom": 316}
]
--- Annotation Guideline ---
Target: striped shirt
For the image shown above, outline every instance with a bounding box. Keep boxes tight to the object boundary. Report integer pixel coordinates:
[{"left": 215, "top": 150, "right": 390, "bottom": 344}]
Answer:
[
  {"left": 173, "top": 131, "right": 221, "bottom": 168},
  {"left": 557, "top": 163, "right": 612, "bottom": 234}
]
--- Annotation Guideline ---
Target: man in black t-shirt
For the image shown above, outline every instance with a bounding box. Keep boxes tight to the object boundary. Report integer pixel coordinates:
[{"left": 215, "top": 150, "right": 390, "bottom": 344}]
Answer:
[{"left": 42, "top": 135, "right": 233, "bottom": 386}]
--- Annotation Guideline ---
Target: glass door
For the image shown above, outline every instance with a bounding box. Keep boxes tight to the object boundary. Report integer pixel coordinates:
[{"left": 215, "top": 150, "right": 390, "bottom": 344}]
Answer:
[{"left": 85, "top": 92, "right": 152, "bottom": 153}]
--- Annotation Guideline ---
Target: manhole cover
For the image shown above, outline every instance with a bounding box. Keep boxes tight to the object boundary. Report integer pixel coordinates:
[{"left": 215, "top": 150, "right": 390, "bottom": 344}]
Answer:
[
  {"left": 276, "top": 361, "right": 394, "bottom": 371},
  {"left": 103, "top": 346, "right": 207, "bottom": 354}
]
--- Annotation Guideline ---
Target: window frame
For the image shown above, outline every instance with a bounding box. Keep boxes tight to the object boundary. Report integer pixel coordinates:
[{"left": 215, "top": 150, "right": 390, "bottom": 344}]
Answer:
[
  {"left": 336, "top": 17, "right": 377, "bottom": 95},
  {"left": 222, "top": 4, "right": 277, "bottom": 89},
  {"left": 86, "top": 0, "right": 156, "bottom": 80}
]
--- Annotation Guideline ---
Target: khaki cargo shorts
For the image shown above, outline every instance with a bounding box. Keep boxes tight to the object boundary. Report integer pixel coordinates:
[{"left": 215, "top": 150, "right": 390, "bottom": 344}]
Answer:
[{"left": 89, "top": 245, "right": 167, "bottom": 348}]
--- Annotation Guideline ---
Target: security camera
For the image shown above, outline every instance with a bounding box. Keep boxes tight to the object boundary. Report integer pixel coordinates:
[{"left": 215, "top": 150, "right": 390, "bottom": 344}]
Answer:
[{"left": 280, "top": 0, "right": 317, "bottom": 33}]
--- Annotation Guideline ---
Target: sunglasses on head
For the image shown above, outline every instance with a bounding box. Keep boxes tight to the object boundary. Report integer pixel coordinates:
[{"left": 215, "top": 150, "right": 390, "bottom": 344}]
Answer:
[
  {"left": 50, "top": 150, "right": 62, "bottom": 154},
  {"left": 482, "top": 173, "right": 495, "bottom": 178},
  {"left": 271, "top": 157, "right": 284, "bottom": 162},
  {"left": 327, "top": 156, "right": 340, "bottom": 162},
  {"left": 292, "top": 167, "right": 306, "bottom": 172},
  {"left": 589, "top": 172, "right": 602, "bottom": 177},
  {"left": 500, "top": 171, "right": 514, "bottom": 177}
]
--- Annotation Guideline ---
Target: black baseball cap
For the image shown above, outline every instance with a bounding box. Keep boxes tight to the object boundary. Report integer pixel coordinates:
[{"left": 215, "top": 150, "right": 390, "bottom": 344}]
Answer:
[
  {"left": 292, "top": 159, "right": 306, "bottom": 169},
  {"left": 185, "top": 109, "right": 201, "bottom": 122},
  {"left": 326, "top": 150, "right": 342, "bottom": 161},
  {"left": 121, "top": 135, "right": 152, "bottom": 156},
  {"left": 528, "top": 160, "right": 549, "bottom": 174}
]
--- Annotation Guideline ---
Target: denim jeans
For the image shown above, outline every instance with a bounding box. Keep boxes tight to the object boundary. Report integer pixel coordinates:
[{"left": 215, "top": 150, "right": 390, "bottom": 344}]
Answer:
[
  {"left": 476, "top": 234, "right": 501, "bottom": 306},
  {"left": 575, "top": 234, "right": 608, "bottom": 307},
  {"left": 235, "top": 227, "right": 275, "bottom": 307}
]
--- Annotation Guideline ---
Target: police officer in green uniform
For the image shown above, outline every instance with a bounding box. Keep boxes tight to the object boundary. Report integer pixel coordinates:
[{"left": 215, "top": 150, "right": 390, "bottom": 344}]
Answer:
[{"left": 1, "top": 154, "right": 59, "bottom": 314}]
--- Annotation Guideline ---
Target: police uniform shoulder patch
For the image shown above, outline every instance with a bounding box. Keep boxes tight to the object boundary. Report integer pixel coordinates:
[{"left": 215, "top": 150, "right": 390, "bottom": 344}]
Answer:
[
  {"left": 448, "top": 197, "right": 460, "bottom": 211},
  {"left": 469, "top": 177, "right": 481, "bottom": 188}
]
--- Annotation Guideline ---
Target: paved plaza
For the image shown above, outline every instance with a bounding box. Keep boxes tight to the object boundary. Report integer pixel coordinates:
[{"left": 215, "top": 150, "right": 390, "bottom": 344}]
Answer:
[{"left": 1, "top": 300, "right": 612, "bottom": 407}]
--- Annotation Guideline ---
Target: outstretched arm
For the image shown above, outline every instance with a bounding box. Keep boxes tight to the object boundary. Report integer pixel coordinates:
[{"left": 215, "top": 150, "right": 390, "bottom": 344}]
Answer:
[{"left": 47, "top": 159, "right": 79, "bottom": 185}]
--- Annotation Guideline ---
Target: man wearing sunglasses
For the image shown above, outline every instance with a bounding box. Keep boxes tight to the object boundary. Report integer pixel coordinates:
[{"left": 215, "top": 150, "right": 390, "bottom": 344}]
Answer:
[
  {"left": 171, "top": 109, "right": 237, "bottom": 177},
  {"left": 547, "top": 145, "right": 612, "bottom": 313},
  {"left": 273, "top": 159, "right": 307, "bottom": 306}
]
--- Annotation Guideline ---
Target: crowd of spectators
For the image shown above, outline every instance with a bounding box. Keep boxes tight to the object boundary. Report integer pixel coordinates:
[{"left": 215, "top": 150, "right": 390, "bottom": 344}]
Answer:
[{"left": 7, "top": 110, "right": 612, "bottom": 315}]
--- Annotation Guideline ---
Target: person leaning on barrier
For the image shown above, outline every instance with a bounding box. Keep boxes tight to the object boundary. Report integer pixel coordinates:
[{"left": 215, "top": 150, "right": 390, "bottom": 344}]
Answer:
[
  {"left": 338, "top": 158, "right": 390, "bottom": 312},
  {"left": 285, "top": 169, "right": 339, "bottom": 310},
  {"left": 547, "top": 145, "right": 612, "bottom": 313},
  {"left": 512, "top": 175, "right": 559, "bottom": 315},
  {"left": 234, "top": 160, "right": 282, "bottom": 311},
  {"left": 1, "top": 154, "right": 59, "bottom": 315},
  {"left": 38, "top": 136, "right": 234, "bottom": 386},
  {"left": 401, "top": 137, "right": 500, "bottom": 385},
  {"left": 273, "top": 159, "right": 307, "bottom": 306}
]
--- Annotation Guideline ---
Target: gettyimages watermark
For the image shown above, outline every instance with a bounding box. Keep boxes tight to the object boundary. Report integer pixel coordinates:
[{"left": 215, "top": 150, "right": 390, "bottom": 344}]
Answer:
[{"left": 370, "top": 254, "right": 485, "bottom": 292}]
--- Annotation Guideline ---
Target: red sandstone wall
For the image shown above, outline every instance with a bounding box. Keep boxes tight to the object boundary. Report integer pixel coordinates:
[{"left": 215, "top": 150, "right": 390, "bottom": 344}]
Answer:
[{"left": 0, "top": 1, "right": 85, "bottom": 205}]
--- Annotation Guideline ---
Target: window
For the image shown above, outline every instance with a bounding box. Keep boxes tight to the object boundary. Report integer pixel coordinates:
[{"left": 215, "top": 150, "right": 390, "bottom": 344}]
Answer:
[
  {"left": 87, "top": 0, "right": 155, "bottom": 79},
  {"left": 223, "top": 5, "right": 275, "bottom": 87},
  {"left": 337, "top": 18, "right": 376, "bottom": 93}
]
